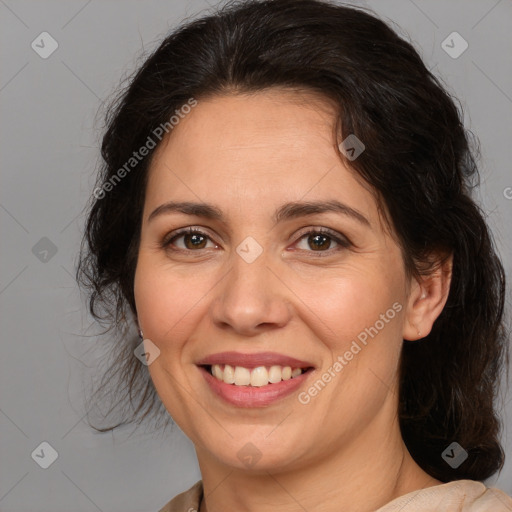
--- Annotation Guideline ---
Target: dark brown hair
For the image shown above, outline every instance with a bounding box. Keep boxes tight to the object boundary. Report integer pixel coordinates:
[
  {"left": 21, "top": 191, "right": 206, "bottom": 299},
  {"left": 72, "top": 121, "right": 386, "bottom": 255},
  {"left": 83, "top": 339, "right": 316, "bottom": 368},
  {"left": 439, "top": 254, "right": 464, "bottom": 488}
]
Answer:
[{"left": 77, "top": 0, "right": 509, "bottom": 482}]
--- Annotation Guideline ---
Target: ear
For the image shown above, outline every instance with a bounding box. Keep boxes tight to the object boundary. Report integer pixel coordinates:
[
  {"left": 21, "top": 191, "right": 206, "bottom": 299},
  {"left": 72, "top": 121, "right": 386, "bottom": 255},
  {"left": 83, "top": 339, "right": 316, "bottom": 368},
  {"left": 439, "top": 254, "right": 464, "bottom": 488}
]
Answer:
[{"left": 403, "top": 253, "right": 453, "bottom": 341}]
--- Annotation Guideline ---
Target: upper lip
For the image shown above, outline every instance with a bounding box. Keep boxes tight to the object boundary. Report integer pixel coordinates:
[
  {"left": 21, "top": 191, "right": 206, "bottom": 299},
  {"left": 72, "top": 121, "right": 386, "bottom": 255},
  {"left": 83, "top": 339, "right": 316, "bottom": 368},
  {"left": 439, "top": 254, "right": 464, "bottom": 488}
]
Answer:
[{"left": 196, "top": 351, "right": 314, "bottom": 369}]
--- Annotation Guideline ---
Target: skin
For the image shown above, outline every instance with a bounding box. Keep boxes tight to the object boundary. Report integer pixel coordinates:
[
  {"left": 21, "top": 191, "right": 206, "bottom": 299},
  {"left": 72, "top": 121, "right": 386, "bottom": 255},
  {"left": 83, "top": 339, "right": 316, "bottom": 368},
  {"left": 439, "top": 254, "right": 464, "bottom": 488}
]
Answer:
[{"left": 133, "top": 89, "right": 452, "bottom": 512}]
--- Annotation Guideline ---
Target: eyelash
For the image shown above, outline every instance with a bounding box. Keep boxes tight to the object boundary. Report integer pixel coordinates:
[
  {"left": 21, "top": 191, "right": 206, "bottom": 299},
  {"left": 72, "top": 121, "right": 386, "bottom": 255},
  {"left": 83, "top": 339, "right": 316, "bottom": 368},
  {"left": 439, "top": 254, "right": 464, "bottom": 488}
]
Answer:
[{"left": 161, "top": 226, "right": 351, "bottom": 257}]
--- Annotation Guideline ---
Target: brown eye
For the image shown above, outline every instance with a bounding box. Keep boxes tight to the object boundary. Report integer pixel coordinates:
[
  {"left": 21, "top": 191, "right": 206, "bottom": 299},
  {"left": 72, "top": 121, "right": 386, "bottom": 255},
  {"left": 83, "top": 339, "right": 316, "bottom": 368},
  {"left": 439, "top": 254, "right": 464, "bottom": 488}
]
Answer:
[
  {"left": 163, "top": 228, "right": 217, "bottom": 251},
  {"left": 307, "top": 233, "right": 332, "bottom": 251},
  {"left": 294, "top": 228, "right": 350, "bottom": 255},
  {"left": 182, "top": 232, "right": 208, "bottom": 250}
]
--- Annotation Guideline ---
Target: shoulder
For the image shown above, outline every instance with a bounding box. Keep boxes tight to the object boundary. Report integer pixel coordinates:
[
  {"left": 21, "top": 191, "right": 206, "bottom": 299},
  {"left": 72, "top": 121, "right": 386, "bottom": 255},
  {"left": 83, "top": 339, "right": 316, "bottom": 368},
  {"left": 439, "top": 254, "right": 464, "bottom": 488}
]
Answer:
[
  {"left": 158, "top": 480, "right": 203, "bottom": 512},
  {"left": 376, "top": 479, "right": 512, "bottom": 512}
]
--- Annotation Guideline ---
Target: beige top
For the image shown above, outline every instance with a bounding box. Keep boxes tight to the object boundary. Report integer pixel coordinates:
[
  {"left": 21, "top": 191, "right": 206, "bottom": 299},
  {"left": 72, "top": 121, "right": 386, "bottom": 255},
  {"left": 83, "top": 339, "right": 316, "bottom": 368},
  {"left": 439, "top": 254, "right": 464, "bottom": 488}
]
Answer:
[{"left": 158, "top": 479, "right": 512, "bottom": 512}]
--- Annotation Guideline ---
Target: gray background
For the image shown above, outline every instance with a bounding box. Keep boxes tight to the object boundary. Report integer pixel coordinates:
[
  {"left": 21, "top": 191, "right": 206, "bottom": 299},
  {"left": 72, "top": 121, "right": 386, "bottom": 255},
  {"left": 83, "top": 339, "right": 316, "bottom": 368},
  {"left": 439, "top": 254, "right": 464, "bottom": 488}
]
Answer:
[{"left": 1, "top": 0, "right": 511, "bottom": 510}]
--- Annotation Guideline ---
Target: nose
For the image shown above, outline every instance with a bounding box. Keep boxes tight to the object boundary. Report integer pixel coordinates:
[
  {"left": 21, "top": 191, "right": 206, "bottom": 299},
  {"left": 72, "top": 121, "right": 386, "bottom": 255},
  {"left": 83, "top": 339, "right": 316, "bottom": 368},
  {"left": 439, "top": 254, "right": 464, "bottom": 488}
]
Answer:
[{"left": 210, "top": 248, "right": 293, "bottom": 337}]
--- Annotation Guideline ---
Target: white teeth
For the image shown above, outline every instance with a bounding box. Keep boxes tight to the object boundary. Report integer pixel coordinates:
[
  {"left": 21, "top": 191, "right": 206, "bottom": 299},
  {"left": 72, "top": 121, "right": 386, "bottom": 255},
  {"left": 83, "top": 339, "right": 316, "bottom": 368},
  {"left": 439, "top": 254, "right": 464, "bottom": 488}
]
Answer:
[
  {"left": 223, "top": 364, "right": 235, "bottom": 384},
  {"left": 268, "top": 365, "right": 282, "bottom": 383},
  {"left": 250, "top": 366, "right": 269, "bottom": 387},
  {"left": 234, "top": 366, "right": 251, "bottom": 385},
  {"left": 210, "top": 364, "right": 306, "bottom": 386},
  {"left": 212, "top": 364, "right": 223, "bottom": 380},
  {"left": 282, "top": 366, "right": 292, "bottom": 380}
]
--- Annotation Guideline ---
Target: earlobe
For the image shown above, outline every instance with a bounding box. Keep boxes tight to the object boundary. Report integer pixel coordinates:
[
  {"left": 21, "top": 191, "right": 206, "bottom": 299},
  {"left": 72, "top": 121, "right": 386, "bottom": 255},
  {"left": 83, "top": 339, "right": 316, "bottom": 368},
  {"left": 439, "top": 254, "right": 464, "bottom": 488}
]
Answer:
[{"left": 403, "top": 254, "right": 453, "bottom": 341}]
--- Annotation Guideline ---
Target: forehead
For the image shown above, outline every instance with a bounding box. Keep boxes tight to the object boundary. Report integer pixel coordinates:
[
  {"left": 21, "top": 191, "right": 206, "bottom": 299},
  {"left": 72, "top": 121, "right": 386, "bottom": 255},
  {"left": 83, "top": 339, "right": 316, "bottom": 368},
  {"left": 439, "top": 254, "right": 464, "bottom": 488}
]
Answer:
[{"left": 145, "top": 89, "right": 377, "bottom": 223}]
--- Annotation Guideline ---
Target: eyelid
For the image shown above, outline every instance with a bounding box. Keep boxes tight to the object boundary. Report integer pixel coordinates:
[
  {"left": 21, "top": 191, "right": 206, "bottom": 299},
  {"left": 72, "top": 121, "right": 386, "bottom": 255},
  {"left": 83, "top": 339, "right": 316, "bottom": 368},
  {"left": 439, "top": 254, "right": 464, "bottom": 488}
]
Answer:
[
  {"left": 161, "top": 225, "right": 351, "bottom": 255},
  {"left": 293, "top": 226, "right": 350, "bottom": 244},
  {"left": 291, "top": 226, "right": 352, "bottom": 254},
  {"left": 161, "top": 226, "right": 219, "bottom": 249}
]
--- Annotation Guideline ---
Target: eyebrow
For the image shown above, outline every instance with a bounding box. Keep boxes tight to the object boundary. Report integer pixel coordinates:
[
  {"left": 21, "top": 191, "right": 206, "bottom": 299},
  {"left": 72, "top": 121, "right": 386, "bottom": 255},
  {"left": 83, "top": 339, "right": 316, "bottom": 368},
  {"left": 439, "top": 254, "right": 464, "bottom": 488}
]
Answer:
[{"left": 148, "top": 200, "right": 370, "bottom": 227}]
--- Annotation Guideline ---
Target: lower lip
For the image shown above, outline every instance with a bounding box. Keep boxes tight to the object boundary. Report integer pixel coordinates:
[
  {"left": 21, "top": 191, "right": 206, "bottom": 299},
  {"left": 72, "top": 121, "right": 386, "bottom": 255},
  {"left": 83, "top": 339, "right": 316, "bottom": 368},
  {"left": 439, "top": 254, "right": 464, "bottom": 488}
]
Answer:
[{"left": 198, "top": 366, "right": 313, "bottom": 408}]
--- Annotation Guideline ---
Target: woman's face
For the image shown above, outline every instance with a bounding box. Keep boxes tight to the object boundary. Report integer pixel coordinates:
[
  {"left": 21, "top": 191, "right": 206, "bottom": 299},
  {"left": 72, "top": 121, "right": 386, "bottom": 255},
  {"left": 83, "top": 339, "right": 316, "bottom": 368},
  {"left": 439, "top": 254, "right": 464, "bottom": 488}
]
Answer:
[{"left": 134, "top": 89, "right": 420, "bottom": 472}]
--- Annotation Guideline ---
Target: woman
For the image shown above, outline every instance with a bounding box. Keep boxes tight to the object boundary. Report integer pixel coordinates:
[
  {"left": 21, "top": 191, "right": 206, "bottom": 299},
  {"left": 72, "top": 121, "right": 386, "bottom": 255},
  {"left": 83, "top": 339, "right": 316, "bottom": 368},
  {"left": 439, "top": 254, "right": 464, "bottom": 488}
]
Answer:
[{"left": 77, "top": 0, "right": 512, "bottom": 510}]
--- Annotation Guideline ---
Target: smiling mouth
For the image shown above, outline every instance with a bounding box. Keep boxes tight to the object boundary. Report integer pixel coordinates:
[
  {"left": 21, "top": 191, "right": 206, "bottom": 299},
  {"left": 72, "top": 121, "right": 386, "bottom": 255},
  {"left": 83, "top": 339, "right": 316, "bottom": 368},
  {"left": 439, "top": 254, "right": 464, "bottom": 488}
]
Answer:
[{"left": 200, "top": 364, "right": 314, "bottom": 387}]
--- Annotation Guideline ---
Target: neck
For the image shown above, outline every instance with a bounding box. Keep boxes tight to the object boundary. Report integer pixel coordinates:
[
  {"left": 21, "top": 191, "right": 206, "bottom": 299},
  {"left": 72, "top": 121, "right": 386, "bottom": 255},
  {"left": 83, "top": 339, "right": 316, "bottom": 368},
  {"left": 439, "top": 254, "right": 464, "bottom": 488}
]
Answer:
[{"left": 196, "top": 413, "right": 440, "bottom": 512}]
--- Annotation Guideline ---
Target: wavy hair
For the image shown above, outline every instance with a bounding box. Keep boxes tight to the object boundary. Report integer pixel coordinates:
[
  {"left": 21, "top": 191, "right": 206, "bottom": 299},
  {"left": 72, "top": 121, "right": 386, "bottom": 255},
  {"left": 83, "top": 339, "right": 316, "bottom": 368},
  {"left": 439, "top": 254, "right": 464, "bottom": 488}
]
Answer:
[{"left": 77, "top": 0, "right": 509, "bottom": 482}]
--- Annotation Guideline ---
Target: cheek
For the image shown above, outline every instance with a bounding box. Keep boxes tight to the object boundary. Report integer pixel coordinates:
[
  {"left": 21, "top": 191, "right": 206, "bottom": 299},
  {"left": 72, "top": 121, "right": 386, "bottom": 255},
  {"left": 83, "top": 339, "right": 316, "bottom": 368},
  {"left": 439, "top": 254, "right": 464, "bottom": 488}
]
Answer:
[
  {"left": 133, "top": 256, "right": 211, "bottom": 344},
  {"left": 290, "top": 265, "right": 405, "bottom": 346},
  {"left": 293, "top": 266, "right": 406, "bottom": 407}
]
